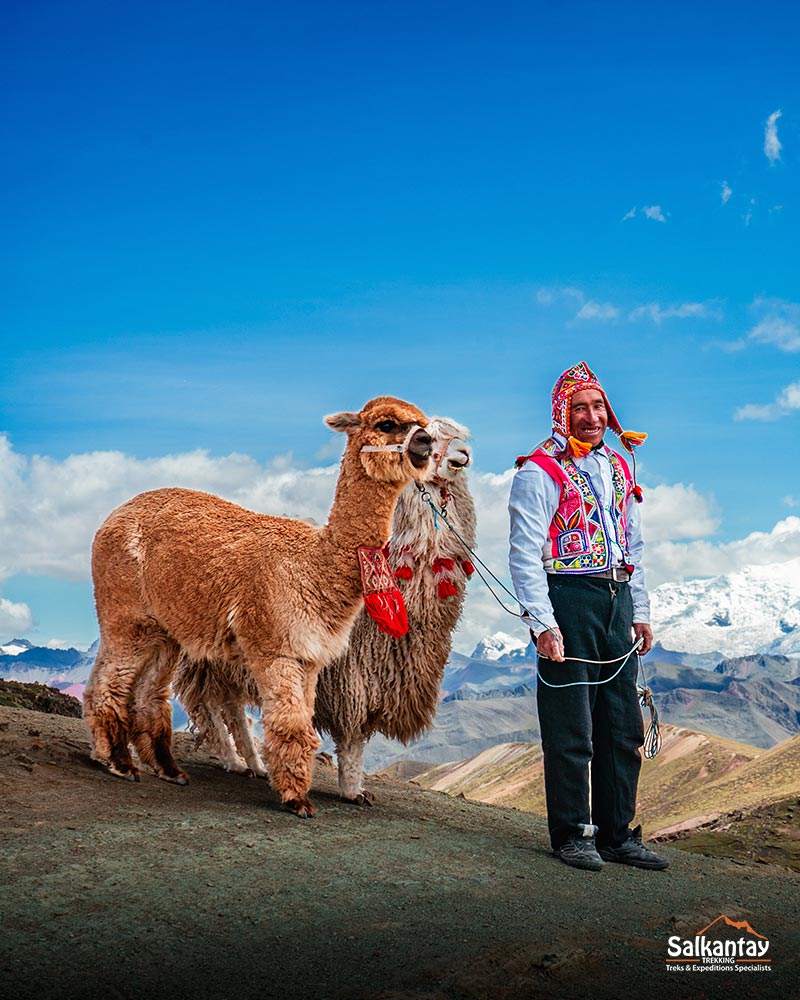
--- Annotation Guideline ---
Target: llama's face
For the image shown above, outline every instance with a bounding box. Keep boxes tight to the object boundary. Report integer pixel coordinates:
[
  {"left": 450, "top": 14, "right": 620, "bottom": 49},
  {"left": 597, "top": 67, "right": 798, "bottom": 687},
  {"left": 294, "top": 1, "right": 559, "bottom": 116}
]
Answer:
[
  {"left": 325, "top": 396, "right": 432, "bottom": 483},
  {"left": 425, "top": 418, "right": 472, "bottom": 483}
]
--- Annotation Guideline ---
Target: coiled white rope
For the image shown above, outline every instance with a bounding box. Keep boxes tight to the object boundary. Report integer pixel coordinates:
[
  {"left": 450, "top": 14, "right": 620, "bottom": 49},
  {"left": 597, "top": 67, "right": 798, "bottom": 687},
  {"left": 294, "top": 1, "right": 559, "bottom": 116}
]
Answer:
[
  {"left": 535, "top": 636, "right": 643, "bottom": 688},
  {"left": 416, "top": 485, "right": 662, "bottom": 754}
]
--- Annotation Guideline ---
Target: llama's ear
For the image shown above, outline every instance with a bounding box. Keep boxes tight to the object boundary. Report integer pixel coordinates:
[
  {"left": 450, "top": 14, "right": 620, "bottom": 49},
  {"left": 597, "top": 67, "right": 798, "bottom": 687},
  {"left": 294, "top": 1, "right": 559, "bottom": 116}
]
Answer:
[{"left": 325, "top": 411, "right": 362, "bottom": 433}]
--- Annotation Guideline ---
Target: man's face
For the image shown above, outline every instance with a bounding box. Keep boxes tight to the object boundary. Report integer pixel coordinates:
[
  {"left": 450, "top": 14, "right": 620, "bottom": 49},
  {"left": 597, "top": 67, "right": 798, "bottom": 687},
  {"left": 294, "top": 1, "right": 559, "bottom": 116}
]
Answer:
[{"left": 569, "top": 388, "right": 608, "bottom": 446}]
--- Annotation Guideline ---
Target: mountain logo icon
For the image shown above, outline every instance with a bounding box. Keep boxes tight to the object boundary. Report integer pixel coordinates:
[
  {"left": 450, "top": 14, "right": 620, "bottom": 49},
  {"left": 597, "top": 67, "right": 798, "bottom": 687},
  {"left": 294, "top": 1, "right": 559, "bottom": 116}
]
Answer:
[
  {"left": 695, "top": 915, "right": 767, "bottom": 939},
  {"left": 667, "top": 914, "right": 772, "bottom": 971}
]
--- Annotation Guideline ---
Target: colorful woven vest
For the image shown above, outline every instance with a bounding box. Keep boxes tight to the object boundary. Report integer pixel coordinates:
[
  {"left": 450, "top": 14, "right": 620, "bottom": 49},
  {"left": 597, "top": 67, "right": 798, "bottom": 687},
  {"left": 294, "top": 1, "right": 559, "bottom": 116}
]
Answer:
[{"left": 518, "top": 443, "right": 634, "bottom": 574}]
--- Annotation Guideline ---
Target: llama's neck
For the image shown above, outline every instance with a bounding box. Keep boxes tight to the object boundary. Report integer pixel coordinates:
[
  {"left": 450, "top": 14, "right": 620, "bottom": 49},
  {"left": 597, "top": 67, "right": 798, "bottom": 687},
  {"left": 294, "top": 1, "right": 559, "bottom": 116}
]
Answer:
[
  {"left": 321, "top": 449, "right": 404, "bottom": 557},
  {"left": 390, "top": 476, "right": 477, "bottom": 559}
]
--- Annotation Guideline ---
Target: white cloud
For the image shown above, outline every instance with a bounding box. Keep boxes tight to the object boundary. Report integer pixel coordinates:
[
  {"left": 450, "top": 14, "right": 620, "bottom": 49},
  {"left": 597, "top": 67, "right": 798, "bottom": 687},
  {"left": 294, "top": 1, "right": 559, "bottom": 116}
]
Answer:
[
  {"left": 575, "top": 301, "right": 619, "bottom": 321},
  {"left": 537, "top": 287, "right": 725, "bottom": 332},
  {"left": 785, "top": 496, "right": 800, "bottom": 509},
  {"left": 638, "top": 484, "right": 719, "bottom": 542},
  {"left": 750, "top": 316, "right": 800, "bottom": 351},
  {"left": 0, "top": 597, "right": 32, "bottom": 634},
  {"left": 764, "top": 109, "right": 782, "bottom": 163},
  {"left": 536, "top": 286, "right": 583, "bottom": 306},
  {"left": 642, "top": 205, "right": 667, "bottom": 222},
  {"left": 536, "top": 286, "right": 621, "bottom": 323},
  {"left": 1, "top": 434, "right": 796, "bottom": 655},
  {"left": 622, "top": 205, "right": 667, "bottom": 223},
  {"left": 720, "top": 181, "right": 732, "bottom": 205},
  {"left": 0, "top": 433, "right": 340, "bottom": 584},
  {"left": 629, "top": 301, "right": 724, "bottom": 324},
  {"left": 744, "top": 197, "right": 756, "bottom": 226},
  {"left": 733, "top": 402, "right": 779, "bottom": 421},
  {"left": 538, "top": 287, "right": 725, "bottom": 327},
  {"left": 747, "top": 299, "right": 800, "bottom": 352},
  {"left": 645, "top": 517, "right": 800, "bottom": 589},
  {"left": 734, "top": 380, "right": 800, "bottom": 421},
  {"left": 719, "top": 299, "right": 800, "bottom": 358}
]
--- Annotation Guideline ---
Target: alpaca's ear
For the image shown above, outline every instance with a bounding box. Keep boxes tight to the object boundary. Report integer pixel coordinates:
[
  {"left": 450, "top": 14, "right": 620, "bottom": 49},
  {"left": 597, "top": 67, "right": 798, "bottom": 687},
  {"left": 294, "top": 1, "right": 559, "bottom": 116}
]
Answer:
[{"left": 325, "top": 411, "right": 362, "bottom": 433}]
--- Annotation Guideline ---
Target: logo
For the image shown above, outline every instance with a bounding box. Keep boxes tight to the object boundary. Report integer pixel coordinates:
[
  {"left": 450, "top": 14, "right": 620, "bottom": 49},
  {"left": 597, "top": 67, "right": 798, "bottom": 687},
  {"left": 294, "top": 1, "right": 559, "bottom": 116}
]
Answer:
[{"left": 666, "top": 915, "right": 772, "bottom": 974}]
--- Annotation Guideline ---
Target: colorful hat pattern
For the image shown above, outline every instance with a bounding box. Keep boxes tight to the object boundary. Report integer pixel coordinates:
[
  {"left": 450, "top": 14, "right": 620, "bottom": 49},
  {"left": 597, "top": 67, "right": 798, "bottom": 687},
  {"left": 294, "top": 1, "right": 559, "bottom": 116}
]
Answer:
[{"left": 552, "top": 361, "right": 646, "bottom": 500}]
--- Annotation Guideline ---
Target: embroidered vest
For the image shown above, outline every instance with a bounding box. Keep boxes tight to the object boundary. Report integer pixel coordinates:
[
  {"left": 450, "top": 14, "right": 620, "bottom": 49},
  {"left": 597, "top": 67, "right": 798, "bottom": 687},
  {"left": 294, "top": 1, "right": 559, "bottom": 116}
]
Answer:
[{"left": 519, "top": 442, "right": 634, "bottom": 574}]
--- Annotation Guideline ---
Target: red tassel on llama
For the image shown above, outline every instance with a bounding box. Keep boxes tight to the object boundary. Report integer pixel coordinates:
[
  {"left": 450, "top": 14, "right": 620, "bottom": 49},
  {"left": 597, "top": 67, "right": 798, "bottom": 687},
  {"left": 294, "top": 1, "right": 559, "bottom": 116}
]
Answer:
[
  {"left": 358, "top": 546, "right": 409, "bottom": 638},
  {"left": 392, "top": 545, "right": 414, "bottom": 581},
  {"left": 432, "top": 557, "right": 458, "bottom": 600}
]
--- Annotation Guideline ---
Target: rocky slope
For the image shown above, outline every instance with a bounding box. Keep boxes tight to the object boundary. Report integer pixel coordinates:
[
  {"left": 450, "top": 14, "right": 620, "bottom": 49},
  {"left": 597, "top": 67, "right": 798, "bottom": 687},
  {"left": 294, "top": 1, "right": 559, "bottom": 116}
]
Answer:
[
  {"left": 0, "top": 678, "right": 82, "bottom": 716},
  {"left": 2, "top": 705, "right": 798, "bottom": 1000},
  {"left": 412, "top": 724, "right": 800, "bottom": 871}
]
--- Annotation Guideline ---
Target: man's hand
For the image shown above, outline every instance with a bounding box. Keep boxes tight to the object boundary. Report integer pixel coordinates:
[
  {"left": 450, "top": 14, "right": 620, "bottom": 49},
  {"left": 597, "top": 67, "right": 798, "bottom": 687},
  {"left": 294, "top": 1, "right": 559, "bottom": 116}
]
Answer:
[
  {"left": 537, "top": 627, "right": 565, "bottom": 662},
  {"left": 633, "top": 622, "right": 653, "bottom": 656}
]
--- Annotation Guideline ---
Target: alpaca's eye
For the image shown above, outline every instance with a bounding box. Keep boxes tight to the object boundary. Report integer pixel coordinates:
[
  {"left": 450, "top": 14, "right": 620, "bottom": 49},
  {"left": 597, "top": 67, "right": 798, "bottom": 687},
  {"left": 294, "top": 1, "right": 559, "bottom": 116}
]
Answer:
[{"left": 377, "top": 421, "right": 397, "bottom": 432}]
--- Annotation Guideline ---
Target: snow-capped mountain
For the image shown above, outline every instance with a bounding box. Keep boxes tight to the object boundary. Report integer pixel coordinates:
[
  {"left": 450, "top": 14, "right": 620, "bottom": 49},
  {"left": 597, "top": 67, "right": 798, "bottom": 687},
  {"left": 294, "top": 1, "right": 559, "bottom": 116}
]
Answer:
[
  {"left": 469, "top": 631, "right": 531, "bottom": 661},
  {"left": 650, "top": 557, "right": 800, "bottom": 658},
  {"left": 0, "top": 640, "right": 97, "bottom": 701},
  {"left": 0, "top": 638, "right": 34, "bottom": 656}
]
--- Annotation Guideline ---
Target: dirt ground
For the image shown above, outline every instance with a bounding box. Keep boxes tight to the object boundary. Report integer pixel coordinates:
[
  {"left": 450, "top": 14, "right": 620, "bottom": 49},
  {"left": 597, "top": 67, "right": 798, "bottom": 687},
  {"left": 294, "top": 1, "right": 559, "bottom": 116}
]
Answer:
[{"left": 1, "top": 705, "right": 797, "bottom": 1000}]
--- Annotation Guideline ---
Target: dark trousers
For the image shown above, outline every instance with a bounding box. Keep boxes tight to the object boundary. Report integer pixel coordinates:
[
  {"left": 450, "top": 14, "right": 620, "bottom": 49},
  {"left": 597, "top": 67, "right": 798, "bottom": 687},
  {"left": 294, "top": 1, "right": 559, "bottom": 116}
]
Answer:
[{"left": 536, "top": 574, "right": 644, "bottom": 850}]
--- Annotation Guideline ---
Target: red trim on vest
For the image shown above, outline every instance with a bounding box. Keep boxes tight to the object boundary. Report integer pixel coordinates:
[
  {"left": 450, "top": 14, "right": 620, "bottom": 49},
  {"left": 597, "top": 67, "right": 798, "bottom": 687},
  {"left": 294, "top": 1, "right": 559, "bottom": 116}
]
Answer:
[{"left": 517, "top": 447, "right": 634, "bottom": 573}]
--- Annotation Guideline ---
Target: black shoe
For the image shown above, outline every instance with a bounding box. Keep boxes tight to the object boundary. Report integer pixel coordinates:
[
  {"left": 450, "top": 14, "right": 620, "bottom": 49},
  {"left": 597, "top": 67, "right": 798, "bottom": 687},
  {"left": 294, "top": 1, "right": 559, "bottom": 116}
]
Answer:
[
  {"left": 554, "top": 835, "right": 604, "bottom": 871},
  {"left": 598, "top": 825, "right": 669, "bottom": 870}
]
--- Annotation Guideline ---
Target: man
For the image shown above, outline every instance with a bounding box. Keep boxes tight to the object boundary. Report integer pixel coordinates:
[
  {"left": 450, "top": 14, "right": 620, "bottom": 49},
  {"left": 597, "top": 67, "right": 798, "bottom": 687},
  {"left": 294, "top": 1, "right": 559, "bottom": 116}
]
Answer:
[{"left": 508, "top": 361, "right": 668, "bottom": 872}]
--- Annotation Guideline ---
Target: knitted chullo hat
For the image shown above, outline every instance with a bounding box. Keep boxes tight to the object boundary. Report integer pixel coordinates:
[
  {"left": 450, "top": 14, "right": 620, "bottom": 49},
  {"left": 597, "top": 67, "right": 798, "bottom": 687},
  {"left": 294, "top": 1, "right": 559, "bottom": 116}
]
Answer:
[{"left": 552, "top": 361, "right": 647, "bottom": 500}]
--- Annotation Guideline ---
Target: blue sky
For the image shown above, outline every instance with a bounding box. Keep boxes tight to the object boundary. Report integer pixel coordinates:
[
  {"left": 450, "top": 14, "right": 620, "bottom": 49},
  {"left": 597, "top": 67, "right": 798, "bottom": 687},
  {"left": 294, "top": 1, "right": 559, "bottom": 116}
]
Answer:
[{"left": 2, "top": 1, "right": 798, "bottom": 650}]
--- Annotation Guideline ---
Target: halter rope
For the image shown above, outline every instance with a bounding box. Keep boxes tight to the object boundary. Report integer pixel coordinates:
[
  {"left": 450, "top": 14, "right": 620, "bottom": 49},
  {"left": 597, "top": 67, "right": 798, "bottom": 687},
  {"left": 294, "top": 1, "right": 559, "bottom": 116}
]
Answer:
[{"left": 361, "top": 424, "right": 423, "bottom": 454}]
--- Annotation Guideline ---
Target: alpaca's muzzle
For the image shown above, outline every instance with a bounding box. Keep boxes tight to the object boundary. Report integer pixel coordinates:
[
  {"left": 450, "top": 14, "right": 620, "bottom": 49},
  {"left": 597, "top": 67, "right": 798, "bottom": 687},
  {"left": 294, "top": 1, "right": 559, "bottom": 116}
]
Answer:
[{"left": 361, "top": 425, "right": 432, "bottom": 469}]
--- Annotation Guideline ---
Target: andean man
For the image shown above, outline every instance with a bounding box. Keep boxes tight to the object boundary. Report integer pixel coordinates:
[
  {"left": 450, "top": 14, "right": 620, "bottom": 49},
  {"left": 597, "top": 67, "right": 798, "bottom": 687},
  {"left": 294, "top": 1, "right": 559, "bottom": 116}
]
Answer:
[{"left": 508, "top": 361, "right": 669, "bottom": 872}]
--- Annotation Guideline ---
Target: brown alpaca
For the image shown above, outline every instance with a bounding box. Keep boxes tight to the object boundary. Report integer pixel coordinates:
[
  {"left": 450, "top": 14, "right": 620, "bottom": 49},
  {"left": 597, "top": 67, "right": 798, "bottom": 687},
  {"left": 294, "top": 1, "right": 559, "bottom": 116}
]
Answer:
[
  {"left": 83, "top": 396, "right": 431, "bottom": 817},
  {"left": 173, "top": 418, "right": 476, "bottom": 803}
]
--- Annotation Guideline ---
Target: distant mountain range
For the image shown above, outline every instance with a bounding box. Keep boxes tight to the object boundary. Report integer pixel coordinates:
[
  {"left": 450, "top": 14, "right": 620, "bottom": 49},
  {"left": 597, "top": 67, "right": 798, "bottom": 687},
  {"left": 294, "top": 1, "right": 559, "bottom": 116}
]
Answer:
[
  {"left": 344, "top": 633, "right": 800, "bottom": 768},
  {"left": 4, "top": 630, "right": 800, "bottom": 765},
  {"left": 409, "top": 723, "right": 800, "bottom": 869},
  {"left": 649, "top": 556, "right": 800, "bottom": 657},
  {"left": 0, "top": 638, "right": 35, "bottom": 657},
  {"left": 0, "top": 639, "right": 98, "bottom": 703},
  {"left": 3, "top": 553, "right": 799, "bottom": 766}
]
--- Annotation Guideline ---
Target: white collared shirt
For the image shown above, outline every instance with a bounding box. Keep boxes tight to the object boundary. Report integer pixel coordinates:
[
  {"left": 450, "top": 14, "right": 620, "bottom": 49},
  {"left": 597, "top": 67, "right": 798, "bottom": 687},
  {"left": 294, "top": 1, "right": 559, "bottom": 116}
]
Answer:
[{"left": 508, "top": 438, "right": 650, "bottom": 635}]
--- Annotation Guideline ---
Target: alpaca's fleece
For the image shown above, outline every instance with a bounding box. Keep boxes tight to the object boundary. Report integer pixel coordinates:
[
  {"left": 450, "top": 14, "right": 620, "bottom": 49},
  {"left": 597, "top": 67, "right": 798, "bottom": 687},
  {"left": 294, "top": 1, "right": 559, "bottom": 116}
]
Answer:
[
  {"left": 177, "top": 656, "right": 262, "bottom": 774},
  {"left": 171, "top": 417, "right": 476, "bottom": 805},
  {"left": 314, "top": 419, "right": 476, "bottom": 751},
  {"left": 83, "top": 396, "right": 431, "bottom": 818}
]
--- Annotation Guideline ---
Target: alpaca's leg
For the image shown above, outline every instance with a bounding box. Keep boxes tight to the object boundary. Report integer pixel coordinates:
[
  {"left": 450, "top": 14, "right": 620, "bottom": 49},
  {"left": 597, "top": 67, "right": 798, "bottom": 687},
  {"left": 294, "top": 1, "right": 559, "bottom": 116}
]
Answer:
[
  {"left": 85, "top": 634, "right": 157, "bottom": 781},
  {"left": 173, "top": 658, "right": 249, "bottom": 774},
  {"left": 253, "top": 656, "right": 321, "bottom": 817},
  {"left": 190, "top": 698, "right": 250, "bottom": 773},
  {"left": 222, "top": 698, "right": 267, "bottom": 778},
  {"left": 129, "top": 637, "right": 189, "bottom": 785},
  {"left": 335, "top": 737, "right": 374, "bottom": 806}
]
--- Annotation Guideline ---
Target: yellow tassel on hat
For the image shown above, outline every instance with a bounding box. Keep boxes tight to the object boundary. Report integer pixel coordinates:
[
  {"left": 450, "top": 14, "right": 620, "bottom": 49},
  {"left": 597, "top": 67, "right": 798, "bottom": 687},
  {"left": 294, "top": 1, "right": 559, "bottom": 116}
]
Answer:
[
  {"left": 619, "top": 430, "right": 647, "bottom": 453},
  {"left": 567, "top": 436, "right": 593, "bottom": 458}
]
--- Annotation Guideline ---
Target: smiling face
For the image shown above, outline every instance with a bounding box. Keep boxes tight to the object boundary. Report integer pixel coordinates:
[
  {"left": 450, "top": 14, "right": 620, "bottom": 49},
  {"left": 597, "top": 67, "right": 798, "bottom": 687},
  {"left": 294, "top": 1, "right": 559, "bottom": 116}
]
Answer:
[{"left": 569, "top": 388, "right": 608, "bottom": 446}]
